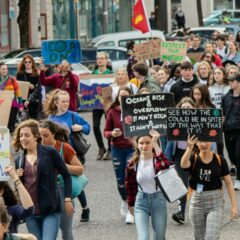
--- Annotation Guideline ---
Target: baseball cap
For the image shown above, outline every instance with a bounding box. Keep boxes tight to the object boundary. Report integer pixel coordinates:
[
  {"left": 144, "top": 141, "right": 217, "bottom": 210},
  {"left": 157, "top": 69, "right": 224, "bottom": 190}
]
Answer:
[
  {"left": 226, "top": 74, "right": 240, "bottom": 82},
  {"left": 222, "top": 60, "right": 237, "bottom": 68}
]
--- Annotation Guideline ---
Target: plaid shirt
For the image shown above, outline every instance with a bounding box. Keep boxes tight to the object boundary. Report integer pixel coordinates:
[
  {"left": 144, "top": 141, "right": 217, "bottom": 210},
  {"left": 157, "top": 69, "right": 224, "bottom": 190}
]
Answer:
[{"left": 125, "top": 152, "right": 170, "bottom": 207}]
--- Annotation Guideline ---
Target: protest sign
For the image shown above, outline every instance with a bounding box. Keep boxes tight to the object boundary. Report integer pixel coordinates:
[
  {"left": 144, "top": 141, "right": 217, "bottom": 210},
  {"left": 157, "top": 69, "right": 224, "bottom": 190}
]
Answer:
[
  {"left": 42, "top": 40, "right": 81, "bottom": 64},
  {"left": 79, "top": 74, "right": 115, "bottom": 110},
  {"left": 0, "top": 126, "right": 10, "bottom": 181},
  {"left": 160, "top": 41, "right": 187, "bottom": 62},
  {"left": 122, "top": 93, "right": 175, "bottom": 137},
  {"left": 134, "top": 39, "right": 161, "bottom": 61},
  {"left": 17, "top": 81, "right": 30, "bottom": 100},
  {"left": 167, "top": 108, "right": 223, "bottom": 142},
  {"left": 0, "top": 91, "right": 14, "bottom": 126}
]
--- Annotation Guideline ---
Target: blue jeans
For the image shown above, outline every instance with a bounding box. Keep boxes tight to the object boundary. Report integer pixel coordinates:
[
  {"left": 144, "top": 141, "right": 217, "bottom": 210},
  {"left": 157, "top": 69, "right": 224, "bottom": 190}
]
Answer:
[
  {"left": 59, "top": 186, "right": 75, "bottom": 240},
  {"left": 26, "top": 213, "right": 60, "bottom": 240},
  {"left": 111, "top": 146, "right": 134, "bottom": 201},
  {"left": 134, "top": 191, "right": 167, "bottom": 240}
]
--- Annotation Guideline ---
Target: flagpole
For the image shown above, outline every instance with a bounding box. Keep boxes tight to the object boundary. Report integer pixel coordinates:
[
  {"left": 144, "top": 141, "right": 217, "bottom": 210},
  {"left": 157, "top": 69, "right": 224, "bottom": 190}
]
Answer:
[{"left": 141, "top": 0, "right": 154, "bottom": 66}]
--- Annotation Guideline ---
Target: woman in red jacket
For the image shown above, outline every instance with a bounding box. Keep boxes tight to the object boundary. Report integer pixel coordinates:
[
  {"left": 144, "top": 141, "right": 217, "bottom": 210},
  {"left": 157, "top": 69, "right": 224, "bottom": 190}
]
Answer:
[{"left": 104, "top": 86, "right": 135, "bottom": 224}]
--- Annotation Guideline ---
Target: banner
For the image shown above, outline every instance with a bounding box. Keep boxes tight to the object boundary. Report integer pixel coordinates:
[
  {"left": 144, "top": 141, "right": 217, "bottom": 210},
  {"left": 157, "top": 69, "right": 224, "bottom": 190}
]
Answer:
[
  {"left": 0, "top": 91, "right": 14, "bottom": 126},
  {"left": 122, "top": 93, "right": 175, "bottom": 137},
  {"left": 0, "top": 126, "right": 10, "bottom": 181},
  {"left": 79, "top": 74, "right": 115, "bottom": 110},
  {"left": 160, "top": 41, "right": 187, "bottom": 62},
  {"left": 134, "top": 39, "right": 161, "bottom": 61},
  {"left": 17, "top": 81, "right": 30, "bottom": 100},
  {"left": 41, "top": 40, "right": 81, "bottom": 64},
  {"left": 167, "top": 108, "right": 223, "bottom": 142}
]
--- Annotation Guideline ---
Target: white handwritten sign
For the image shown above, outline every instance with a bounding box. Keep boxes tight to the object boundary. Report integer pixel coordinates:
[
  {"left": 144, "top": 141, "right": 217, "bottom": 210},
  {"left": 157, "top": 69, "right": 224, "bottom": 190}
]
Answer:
[{"left": 0, "top": 126, "right": 10, "bottom": 180}]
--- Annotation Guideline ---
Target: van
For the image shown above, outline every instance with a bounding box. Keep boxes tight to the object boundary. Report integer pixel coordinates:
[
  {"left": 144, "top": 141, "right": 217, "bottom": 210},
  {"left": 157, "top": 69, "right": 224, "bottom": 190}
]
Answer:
[{"left": 91, "top": 30, "right": 165, "bottom": 48}]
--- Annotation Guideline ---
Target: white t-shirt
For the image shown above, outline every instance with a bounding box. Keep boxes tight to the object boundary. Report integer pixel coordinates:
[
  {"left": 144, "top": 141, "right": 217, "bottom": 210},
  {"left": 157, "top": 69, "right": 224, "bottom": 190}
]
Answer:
[
  {"left": 111, "top": 83, "right": 138, "bottom": 102},
  {"left": 137, "top": 158, "right": 158, "bottom": 194},
  {"left": 209, "top": 83, "right": 230, "bottom": 108}
]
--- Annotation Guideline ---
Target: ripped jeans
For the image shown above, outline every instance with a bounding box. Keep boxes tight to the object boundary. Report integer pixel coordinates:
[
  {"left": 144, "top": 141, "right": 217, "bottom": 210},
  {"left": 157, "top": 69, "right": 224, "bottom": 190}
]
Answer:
[{"left": 111, "top": 146, "right": 134, "bottom": 201}]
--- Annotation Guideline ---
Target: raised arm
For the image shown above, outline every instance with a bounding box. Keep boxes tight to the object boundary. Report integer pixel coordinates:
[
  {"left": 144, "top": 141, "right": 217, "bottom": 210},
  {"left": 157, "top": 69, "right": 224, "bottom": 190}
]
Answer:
[
  {"left": 181, "top": 135, "right": 198, "bottom": 169},
  {"left": 5, "top": 166, "right": 33, "bottom": 209}
]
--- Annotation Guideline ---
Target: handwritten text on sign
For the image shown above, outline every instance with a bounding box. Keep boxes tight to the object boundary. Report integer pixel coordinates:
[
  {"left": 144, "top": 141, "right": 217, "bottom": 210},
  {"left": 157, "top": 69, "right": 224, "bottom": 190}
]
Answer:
[
  {"left": 122, "top": 93, "right": 175, "bottom": 137},
  {"left": 79, "top": 74, "right": 115, "bottom": 110},
  {"left": 160, "top": 41, "right": 187, "bottom": 62},
  {"left": 0, "top": 126, "right": 10, "bottom": 181},
  {"left": 41, "top": 40, "right": 81, "bottom": 64},
  {"left": 167, "top": 108, "right": 223, "bottom": 142},
  {"left": 134, "top": 39, "right": 161, "bottom": 61}
]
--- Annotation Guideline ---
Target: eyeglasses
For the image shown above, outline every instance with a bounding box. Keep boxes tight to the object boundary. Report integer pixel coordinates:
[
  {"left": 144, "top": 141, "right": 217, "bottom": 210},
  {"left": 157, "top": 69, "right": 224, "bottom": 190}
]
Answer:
[
  {"left": 205, "top": 55, "right": 212, "bottom": 58},
  {"left": 97, "top": 57, "right": 107, "bottom": 60},
  {"left": 24, "top": 61, "right": 32, "bottom": 64}
]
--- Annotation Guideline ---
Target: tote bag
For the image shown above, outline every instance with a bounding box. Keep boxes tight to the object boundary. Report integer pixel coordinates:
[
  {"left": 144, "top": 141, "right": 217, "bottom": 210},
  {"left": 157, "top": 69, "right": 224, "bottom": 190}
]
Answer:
[
  {"left": 154, "top": 165, "right": 188, "bottom": 203},
  {"left": 58, "top": 142, "right": 89, "bottom": 198}
]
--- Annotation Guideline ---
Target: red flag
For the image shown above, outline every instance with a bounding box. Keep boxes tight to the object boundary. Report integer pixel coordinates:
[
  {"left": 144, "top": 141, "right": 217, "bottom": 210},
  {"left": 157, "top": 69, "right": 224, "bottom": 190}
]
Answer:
[{"left": 132, "top": 0, "right": 150, "bottom": 33}]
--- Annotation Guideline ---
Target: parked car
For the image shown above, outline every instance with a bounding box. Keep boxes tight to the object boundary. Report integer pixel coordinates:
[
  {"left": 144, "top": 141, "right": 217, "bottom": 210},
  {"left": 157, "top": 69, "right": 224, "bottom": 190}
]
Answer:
[
  {"left": 209, "top": 24, "right": 240, "bottom": 37},
  {"left": 165, "top": 27, "right": 226, "bottom": 40},
  {"left": 0, "top": 48, "right": 42, "bottom": 63},
  {"left": 203, "top": 10, "right": 240, "bottom": 26},
  {"left": 91, "top": 30, "right": 166, "bottom": 48}
]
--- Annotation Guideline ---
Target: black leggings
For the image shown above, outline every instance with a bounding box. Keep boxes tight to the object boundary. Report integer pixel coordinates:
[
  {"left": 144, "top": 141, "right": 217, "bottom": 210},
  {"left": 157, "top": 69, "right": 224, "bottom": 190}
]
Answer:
[
  {"left": 174, "top": 148, "right": 189, "bottom": 215},
  {"left": 92, "top": 109, "right": 110, "bottom": 150},
  {"left": 225, "top": 131, "right": 240, "bottom": 180},
  {"left": 8, "top": 107, "right": 18, "bottom": 133}
]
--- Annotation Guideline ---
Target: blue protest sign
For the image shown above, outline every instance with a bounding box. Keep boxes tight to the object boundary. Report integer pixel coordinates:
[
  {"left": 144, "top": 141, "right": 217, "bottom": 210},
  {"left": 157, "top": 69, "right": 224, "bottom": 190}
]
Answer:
[{"left": 41, "top": 40, "right": 81, "bottom": 64}]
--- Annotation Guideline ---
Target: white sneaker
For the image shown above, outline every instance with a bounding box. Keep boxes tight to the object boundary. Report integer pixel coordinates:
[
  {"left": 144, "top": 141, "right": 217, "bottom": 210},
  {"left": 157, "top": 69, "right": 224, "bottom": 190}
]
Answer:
[
  {"left": 234, "top": 180, "right": 240, "bottom": 191},
  {"left": 120, "top": 201, "right": 128, "bottom": 217},
  {"left": 125, "top": 211, "right": 134, "bottom": 224}
]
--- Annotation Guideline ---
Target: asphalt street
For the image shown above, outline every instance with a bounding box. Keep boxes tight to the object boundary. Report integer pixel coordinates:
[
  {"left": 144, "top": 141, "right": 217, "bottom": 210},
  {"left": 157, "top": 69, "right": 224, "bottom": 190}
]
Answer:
[{"left": 19, "top": 111, "right": 240, "bottom": 240}]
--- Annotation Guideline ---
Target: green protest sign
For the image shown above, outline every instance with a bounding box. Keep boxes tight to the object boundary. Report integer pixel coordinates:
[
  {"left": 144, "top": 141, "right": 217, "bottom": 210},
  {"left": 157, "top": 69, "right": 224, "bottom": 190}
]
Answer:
[{"left": 160, "top": 41, "right": 187, "bottom": 62}]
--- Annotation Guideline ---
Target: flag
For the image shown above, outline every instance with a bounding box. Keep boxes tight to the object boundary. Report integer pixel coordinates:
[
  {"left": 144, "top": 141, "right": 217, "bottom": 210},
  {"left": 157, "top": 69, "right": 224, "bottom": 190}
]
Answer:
[{"left": 132, "top": 0, "right": 150, "bottom": 33}]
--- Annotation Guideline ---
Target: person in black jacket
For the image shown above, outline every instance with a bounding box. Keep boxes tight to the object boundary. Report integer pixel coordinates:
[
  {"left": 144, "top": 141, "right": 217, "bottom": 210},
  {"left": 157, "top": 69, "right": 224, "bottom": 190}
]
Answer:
[
  {"left": 170, "top": 61, "right": 199, "bottom": 104},
  {"left": 16, "top": 55, "right": 41, "bottom": 120},
  {"left": 175, "top": 5, "right": 185, "bottom": 29},
  {"left": 221, "top": 74, "right": 240, "bottom": 190},
  {"left": 13, "top": 119, "right": 73, "bottom": 240}
]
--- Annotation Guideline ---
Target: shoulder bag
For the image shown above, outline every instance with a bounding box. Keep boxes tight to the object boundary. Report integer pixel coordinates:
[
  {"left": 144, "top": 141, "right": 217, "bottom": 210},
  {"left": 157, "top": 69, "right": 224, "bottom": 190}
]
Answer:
[
  {"left": 58, "top": 142, "right": 89, "bottom": 198},
  {"left": 154, "top": 165, "right": 188, "bottom": 203},
  {"left": 71, "top": 113, "right": 91, "bottom": 155}
]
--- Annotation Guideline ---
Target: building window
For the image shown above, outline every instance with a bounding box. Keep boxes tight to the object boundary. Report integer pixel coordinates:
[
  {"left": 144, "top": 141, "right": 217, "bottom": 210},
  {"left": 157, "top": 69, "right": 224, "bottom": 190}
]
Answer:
[
  {"left": 213, "top": 0, "right": 233, "bottom": 10},
  {"left": 0, "top": 0, "right": 9, "bottom": 48},
  {"left": 52, "top": 0, "right": 70, "bottom": 39}
]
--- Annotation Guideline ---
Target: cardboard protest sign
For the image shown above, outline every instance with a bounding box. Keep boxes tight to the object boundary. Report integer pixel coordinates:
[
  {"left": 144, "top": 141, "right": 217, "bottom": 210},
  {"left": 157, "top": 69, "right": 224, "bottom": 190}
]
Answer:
[
  {"left": 42, "top": 40, "right": 81, "bottom": 64},
  {"left": 134, "top": 39, "right": 161, "bottom": 61},
  {"left": 0, "top": 126, "right": 10, "bottom": 181},
  {"left": 0, "top": 91, "right": 14, "bottom": 126},
  {"left": 79, "top": 74, "right": 115, "bottom": 110},
  {"left": 167, "top": 108, "right": 223, "bottom": 142},
  {"left": 160, "top": 41, "right": 187, "bottom": 62},
  {"left": 17, "top": 81, "right": 30, "bottom": 100},
  {"left": 122, "top": 93, "right": 175, "bottom": 137}
]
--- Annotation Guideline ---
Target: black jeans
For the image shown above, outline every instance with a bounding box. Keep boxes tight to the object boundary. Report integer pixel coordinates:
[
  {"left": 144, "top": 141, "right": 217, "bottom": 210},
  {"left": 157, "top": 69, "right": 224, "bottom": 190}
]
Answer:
[
  {"left": 225, "top": 131, "right": 240, "bottom": 180},
  {"left": 8, "top": 107, "right": 18, "bottom": 133}
]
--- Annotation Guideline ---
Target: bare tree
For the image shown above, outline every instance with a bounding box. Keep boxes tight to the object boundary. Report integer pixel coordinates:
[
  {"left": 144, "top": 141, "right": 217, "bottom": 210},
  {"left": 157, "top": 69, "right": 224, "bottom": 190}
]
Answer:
[
  {"left": 196, "top": 0, "right": 203, "bottom": 26},
  {"left": 17, "top": 0, "right": 30, "bottom": 48}
]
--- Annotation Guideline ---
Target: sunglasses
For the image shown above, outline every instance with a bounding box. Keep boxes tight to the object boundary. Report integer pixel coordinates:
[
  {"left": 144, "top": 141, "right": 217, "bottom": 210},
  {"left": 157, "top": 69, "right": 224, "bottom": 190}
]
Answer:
[{"left": 25, "top": 61, "right": 32, "bottom": 64}]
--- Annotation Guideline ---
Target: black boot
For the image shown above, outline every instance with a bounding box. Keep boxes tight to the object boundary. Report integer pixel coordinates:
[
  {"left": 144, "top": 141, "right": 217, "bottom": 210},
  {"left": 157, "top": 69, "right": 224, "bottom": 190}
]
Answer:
[{"left": 80, "top": 208, "right": 90, "bottom": 222}]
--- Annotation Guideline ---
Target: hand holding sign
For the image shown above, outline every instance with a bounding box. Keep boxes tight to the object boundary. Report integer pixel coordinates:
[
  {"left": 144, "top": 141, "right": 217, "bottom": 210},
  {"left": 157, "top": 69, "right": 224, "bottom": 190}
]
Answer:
[{"left": 186, "top": 135, "right": 198, "bottom": 150}]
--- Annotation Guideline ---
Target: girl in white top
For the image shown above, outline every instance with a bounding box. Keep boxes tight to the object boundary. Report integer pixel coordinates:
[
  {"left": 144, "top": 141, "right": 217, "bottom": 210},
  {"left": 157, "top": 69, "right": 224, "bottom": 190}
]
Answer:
[
  {"left": 111, "top": 68, "right": 138, "bottom": 101},
  {"left": 126, "top": 130, "right": 170, "bottom": 240},
  {"left": 209, "top": 67, "right": 230, "bottom": 109}
]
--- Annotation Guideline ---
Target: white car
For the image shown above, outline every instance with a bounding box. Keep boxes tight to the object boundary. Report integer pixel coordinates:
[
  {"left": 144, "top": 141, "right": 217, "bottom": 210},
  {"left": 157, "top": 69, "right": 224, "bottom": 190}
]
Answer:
[{"left": 92, "top": 30, "right": 165, "bottom": 48}]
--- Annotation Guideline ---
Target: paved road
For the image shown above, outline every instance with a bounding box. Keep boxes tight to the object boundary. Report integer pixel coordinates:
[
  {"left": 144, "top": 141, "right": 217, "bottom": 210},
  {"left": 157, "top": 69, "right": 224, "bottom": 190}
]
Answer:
[{"left": 19, "top": 112, "right": 240, "bottom": 239}]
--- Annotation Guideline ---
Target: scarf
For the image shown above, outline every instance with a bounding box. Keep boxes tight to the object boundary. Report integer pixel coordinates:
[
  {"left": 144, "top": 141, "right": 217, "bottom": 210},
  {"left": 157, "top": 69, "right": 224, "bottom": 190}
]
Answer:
[{"left": 0, "top": 75, "right": 9, "bottom": 90}]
